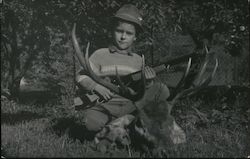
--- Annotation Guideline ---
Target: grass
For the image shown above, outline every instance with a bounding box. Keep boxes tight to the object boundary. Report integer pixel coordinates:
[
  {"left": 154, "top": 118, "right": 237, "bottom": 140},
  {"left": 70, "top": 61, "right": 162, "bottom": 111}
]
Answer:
[
  {"left": 2, "top": 119, "right": 91, "bottom": 158},
  {"left": 1, "top": 89, "right": 249, "bottom": 158}
]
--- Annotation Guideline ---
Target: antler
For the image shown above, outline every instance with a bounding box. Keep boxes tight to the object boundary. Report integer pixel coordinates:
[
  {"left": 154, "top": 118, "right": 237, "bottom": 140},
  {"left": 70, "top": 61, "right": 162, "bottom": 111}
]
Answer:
[
  {"left": 167, "top": 45, "right": 218, "bottom": 113},
  {"left": 72, "top": 23, "right": 146, "bottom": 101}
]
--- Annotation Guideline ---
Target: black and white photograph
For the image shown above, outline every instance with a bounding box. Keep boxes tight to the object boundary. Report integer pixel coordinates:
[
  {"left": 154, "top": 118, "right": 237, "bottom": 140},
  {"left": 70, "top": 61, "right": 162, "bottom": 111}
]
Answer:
[{"left": 1, "top": 0, "right": 249, "bottom": 158}]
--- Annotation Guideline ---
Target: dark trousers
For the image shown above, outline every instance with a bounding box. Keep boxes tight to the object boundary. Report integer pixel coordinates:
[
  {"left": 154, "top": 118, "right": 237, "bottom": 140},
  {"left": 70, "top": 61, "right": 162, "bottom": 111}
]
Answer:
[{"left": 77, "top": 82, "right": 170, "bottom": 132}]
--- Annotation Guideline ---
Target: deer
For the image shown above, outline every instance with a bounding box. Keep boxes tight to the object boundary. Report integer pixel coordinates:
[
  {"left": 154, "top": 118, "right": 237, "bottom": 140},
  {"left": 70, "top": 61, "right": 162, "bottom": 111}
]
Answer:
[{"left": 71, "top": 23, "right": 218, "bottom": 157}]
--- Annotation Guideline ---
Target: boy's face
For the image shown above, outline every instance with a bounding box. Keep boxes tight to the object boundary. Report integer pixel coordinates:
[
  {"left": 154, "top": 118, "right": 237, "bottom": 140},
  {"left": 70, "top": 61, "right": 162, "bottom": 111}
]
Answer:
[{"left": 113, "top": 21, "right": 136, "bottom": 50}]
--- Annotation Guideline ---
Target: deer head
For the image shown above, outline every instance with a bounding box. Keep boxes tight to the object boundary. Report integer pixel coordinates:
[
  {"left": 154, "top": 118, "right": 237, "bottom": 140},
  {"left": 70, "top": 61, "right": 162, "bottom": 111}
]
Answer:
[{"left": 71, "top": 23, "right": 146, "bottom": 102}]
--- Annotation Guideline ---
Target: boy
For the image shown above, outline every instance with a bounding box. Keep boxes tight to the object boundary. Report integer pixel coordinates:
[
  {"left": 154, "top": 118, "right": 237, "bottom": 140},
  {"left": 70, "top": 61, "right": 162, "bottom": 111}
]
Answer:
[{"left": 75, "top": 4, "right": 170, "bottom": 142}]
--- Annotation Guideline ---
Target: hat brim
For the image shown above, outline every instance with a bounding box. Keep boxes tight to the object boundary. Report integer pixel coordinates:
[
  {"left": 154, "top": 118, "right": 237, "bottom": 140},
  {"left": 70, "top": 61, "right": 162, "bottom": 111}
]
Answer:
[{"left": 110, "top": 16, "right": 144, "bottom": 34}]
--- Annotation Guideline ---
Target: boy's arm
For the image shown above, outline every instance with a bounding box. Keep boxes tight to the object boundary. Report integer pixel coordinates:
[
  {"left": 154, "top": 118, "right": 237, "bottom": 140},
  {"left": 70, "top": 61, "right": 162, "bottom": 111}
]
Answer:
[
  {"left": 76, "top": 71, "right": 114, "bottom": 101},
  {"left": 76, "top": 58, "right": 113, "bottom": 101},
  {"left": 76, "top": 71, "right": 98, "bottom": 92},
  {"left": 76, "top": 53, "right": 102, "bottom": 92},
  {"left": 76, "top": 57, "right": 100, "bottom": 92}
]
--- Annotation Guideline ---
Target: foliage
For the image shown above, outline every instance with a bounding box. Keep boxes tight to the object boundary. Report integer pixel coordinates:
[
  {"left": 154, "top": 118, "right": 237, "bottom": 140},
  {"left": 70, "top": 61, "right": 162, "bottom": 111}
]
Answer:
[{"left": 1, "top": 0, "right": 249, "bottom": 101}]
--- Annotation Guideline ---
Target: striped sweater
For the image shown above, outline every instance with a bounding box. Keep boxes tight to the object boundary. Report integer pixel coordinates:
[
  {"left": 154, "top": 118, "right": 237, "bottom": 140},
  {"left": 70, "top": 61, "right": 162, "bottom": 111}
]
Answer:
[{"left": 76, "top": 45, "right": 143, "bottom": 102}]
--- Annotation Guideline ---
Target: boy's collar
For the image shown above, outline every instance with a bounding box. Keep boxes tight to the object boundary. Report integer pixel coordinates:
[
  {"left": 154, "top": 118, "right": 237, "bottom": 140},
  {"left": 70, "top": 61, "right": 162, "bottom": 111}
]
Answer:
[{"left": 108, "top": 45, "right": 133, "bottom": 56}]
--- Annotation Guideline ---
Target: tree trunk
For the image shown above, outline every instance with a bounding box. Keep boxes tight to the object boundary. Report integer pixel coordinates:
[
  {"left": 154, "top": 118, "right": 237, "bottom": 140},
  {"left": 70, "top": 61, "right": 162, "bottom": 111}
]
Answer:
[{"left": 9, "top": 77, "right": 21, "bottom": 100}]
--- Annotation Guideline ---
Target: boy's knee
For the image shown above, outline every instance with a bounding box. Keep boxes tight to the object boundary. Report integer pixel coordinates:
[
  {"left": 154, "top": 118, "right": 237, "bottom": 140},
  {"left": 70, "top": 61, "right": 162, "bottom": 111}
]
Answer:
[{"left": 83, "top": 110, "right": 109, "bottom": 132}]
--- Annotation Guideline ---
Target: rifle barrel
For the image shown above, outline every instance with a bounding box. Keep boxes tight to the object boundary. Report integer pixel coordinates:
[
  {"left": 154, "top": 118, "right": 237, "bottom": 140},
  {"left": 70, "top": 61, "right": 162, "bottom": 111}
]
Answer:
[{"left": 126, "top": 52, "right": 202, "bottom": 82}]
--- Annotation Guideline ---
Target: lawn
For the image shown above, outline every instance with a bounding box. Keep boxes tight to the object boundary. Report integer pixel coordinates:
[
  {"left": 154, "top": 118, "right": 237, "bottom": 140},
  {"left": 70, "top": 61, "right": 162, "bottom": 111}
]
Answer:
[{"left": 1, "top": 87, "right": 249, "bottom": 158}]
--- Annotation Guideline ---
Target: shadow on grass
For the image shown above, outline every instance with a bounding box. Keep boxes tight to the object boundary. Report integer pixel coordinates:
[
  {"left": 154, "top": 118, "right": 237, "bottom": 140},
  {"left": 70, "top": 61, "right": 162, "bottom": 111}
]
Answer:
[
  {"left": 19, "top": 90, "right": 59, "bottom": 106},
  {"left": 50, "top": 117, "right": 95, "bottom": 142},
  {"left": 193, "top": 86, "right": 249, "bottom": 105},
  {"left": 1, "top": 111, "right": 45, "bottom": 125}
]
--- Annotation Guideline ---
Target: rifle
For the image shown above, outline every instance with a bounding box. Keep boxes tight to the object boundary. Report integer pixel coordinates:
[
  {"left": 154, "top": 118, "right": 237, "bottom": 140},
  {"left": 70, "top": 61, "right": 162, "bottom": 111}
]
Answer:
[
  {"left": 74, "top": 52, "right": 204, "bottom": 107},
  {"left": 121, "top": 52, "right": 203, "bottom": 82}
]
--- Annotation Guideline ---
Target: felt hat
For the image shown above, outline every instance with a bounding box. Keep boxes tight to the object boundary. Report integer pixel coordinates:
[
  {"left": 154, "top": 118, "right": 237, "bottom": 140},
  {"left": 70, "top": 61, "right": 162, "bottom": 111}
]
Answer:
[{"left": 113, "top": 4, "right": 143, "bottom": 32}]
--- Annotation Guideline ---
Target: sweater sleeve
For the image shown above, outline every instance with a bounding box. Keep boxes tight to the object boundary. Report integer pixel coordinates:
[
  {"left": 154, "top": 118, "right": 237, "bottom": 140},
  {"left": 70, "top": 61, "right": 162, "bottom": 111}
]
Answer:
[
  {"left": 76, "top": 73, "right": 97, "bottom": 92},
  {"left": 76, "top": 53, "right": 101, "bottom": 92}
]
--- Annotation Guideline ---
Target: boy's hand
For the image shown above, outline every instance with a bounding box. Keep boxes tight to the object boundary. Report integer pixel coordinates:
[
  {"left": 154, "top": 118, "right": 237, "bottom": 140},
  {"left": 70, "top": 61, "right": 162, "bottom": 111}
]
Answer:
[
  {"left": 145, "top": 66, "right": 156, "bottom": 80},
  {"left": 94, "top": 84, "right": 113, "bottom": 101},
  {"left": 144, "top": 66, "right": 156, "bottom": 88}
]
